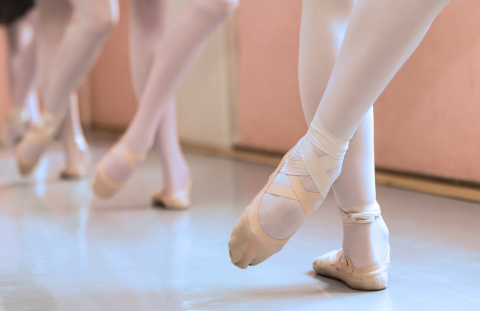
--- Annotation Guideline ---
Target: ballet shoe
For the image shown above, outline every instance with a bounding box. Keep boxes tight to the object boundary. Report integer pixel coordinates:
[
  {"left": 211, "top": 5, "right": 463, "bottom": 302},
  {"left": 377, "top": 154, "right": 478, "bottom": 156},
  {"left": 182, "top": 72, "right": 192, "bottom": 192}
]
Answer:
[
  {"left": 15, "top": 112, "right": 62, "bottom": 176},
  {"left": 229, "top": 149, "right": 305, "bottom": 268},
  {"left": 60, "top": 137, "right": 91, "bottom": 180},
  {"left": 92, "top": 139, "right": 146, "bottom": 199},
  {"left": 0, "top": 106, "right": 30, "bottom": 147},
  {"left": 313, "top": 245, "right": 390, "bottom": 291},
  {"left": 151, "top": 181, "right": 192, "bottom": 210},
  {"left": 229, "top": 119, "right": 349, "bottom": 269}
]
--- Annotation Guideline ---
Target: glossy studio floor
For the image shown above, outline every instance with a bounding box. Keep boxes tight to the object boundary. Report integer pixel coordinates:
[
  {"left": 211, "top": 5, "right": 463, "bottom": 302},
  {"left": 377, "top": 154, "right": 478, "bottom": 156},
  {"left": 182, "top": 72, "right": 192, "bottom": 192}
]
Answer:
[{"left": 0, "top": 136, "right": 479, "bottom": 311}]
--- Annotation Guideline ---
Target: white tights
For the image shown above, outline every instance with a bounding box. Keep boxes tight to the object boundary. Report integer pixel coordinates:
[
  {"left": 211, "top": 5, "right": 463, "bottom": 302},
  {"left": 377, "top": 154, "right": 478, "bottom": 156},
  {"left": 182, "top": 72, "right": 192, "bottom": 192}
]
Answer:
[
  {"left": 102, "top": 0, "right": 238, "bottom": 194},
  {"left": 131, "top": 0, "right": 189, "bottom": 194},
  {"left": 301, "top": 0, "right": 389, "bottom": 269},
  {"left": 124, "top": 0, "right": 239, "bottom": 153}
]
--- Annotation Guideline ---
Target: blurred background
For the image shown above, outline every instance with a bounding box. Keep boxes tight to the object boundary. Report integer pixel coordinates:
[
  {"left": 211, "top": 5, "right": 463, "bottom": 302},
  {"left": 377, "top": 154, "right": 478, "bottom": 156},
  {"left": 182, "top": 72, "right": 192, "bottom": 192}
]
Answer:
[{"left": 1, "top": 0, "right": 480, "bottom": 184}]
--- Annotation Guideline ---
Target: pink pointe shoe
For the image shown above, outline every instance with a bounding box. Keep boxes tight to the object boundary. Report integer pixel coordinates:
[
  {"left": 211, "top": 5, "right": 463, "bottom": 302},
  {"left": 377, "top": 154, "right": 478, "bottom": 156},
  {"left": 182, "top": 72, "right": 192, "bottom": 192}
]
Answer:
[
  {"left": 15, "top": 112, "right": 62, "bottom": 176},
  {"left": 92, "top": 139, "right": 146, "bottom": 199},
  {"left": 313, "top": 245, "right": 390, "bottom": 291}
]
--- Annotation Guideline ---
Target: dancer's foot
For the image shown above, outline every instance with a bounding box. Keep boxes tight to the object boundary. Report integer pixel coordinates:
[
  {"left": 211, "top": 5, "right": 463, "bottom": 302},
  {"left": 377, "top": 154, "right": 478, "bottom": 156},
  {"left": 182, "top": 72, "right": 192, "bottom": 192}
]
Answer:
[
  {"left": 152, "top": 179, "right": 192, "bottom": 210},
  {"left": 15, "top": 113, "right": 62, "bottom": 176},
  {"left": 92, "top": 138, "right": 146, "bottom": 199},
  {"left": 228, "top": 120, "right": 349, "bottom": 268},
  {"left": 313, "top": 246, "right": 390, "bottom": 291},
  {"left": 313, "top": 202, "right": 390, "bottom": 290},
  {"left": 0, "top": 106, "right": 30, "bottom": 147},
  {"left": 60, "top": 136, "right": 91, "bottom": 180}
]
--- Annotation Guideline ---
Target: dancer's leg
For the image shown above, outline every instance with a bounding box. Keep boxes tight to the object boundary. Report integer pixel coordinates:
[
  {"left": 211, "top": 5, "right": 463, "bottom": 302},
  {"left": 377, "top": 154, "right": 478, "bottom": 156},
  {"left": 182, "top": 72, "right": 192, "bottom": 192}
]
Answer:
[
  {"left": 151, "top": 99, "right": 191, "bottom": 206},
  {"left": 6, "top": 10, "right": 37, "bottom": 111},
  {"left": 229, "top": 0, "right": 451, "bottom": 273},
  {"left": 93, "top": 0, "right": 238, "bottom": 199},
  {"left": 59, "top": 95, "right": 91, "bottom": 179},
  {"left": 130, "top": 0, "right": 190, "bottom": 197},
  {"left": 35, "top": 0, "right": 90, "bottom": 179},
  {"left": 131, "top": 0, "right": 190, "bottom": 197},
  {"left": 299, "top": 0, "right": 388, "bottom": 270},
  {"left": 42, "top": 0, "right": 118, "bottom": 118},
  {"left": 1, "top": 10, "right": 38, "bottom": 146},
  {"left": 317, "top": 0, "right": 451, "bottom": 140},
  {"left": 129, "top": 0, "right": 168, "bottom": 98},
  {"left": 125, "top": 0, "right": 238, "bottom": 153},
  {"left": 15, "top": 0, "right": 117, "bottom": 175}
]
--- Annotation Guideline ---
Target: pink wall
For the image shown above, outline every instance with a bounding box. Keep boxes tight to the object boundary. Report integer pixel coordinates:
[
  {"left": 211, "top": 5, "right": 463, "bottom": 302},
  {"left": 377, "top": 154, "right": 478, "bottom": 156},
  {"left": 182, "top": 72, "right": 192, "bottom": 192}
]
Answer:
[
  {"left": 90, "top": 0, "right": 137, "bottom": 132},
  {"left": 237, "top": 0, "right": 480, "bottom": 183},
  {"left": 0, "top": 27, "right": 12, "bottom": 123},
  {"left": 237, "top": 1, "right": 306, "bottom": 152},
  {"left": 374, "top": 1, "right": 480, "bottom": 182}
]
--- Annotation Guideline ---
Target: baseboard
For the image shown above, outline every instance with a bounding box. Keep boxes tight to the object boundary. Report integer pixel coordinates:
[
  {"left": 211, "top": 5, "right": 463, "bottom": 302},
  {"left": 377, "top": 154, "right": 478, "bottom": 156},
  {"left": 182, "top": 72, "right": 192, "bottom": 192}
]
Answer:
[
  {"left": 182, "top": 143, "right": 480, "bottom": 204},
  {"left": 89, "top": 130, "right": 480, "bottom": 204}
]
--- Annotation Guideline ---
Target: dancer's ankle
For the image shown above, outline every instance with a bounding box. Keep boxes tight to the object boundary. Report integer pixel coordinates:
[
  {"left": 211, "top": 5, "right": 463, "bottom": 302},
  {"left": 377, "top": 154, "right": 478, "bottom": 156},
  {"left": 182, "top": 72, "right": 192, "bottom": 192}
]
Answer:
[
  {"left": 163, "top": 165, "right": 190, "bottom": 195},
  {"left": 342, "top": 217, "right": 389, "bottom": 269}
]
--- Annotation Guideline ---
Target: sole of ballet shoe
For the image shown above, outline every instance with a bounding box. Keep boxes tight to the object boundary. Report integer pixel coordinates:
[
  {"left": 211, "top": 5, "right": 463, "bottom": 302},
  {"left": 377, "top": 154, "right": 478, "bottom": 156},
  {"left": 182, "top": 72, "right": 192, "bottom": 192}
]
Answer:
[
  {"left": 151, "top": 185, "right": 191, "bottom": 210},
  {"left": 60, "top": 167, "right": 88, "bottom": 180},
  {"left": 152, "top": 199, "right": 189, "bottom": 210},
  {"left": 313, "top": 247, "right": 390, "bottom": 291},
  {"left": 228, "top": 149, "right": 296, "bottom": 269}
]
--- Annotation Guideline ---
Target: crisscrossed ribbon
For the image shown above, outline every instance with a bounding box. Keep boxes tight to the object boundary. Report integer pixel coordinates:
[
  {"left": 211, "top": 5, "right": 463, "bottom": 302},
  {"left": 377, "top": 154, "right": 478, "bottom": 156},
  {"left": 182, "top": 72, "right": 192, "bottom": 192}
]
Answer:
[{"left": 265, "top": 119, "right": 349, "bottom": 219}]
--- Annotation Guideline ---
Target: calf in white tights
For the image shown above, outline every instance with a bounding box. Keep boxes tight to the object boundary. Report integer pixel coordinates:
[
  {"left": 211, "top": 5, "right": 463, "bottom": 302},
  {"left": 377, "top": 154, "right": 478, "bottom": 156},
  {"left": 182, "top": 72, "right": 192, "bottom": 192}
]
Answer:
[
  {"left": 92, "top": 0, "right": 239, "bottom": 208},
  {"left": 15, "top": 0, "right": 118, "bottom": 176},
  {"left": 229, "top": 0, "right": 451, "bottom": 291}
]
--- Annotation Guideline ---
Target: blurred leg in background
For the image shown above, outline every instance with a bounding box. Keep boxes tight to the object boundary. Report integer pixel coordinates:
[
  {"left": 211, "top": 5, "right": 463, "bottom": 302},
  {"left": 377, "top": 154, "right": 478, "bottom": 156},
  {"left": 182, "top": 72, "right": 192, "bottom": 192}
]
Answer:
[
  {"left": 129, "top": 0, "right": 190, "bottom": 207},
  {"left": 15, "top": 0, "right": 118, "bottom": 176},
  {"left": 93, "top": 0, "right": 239, "bottom": 207},
  {"left": 35, "top": 0, "right": 91, "bottom": 180}
]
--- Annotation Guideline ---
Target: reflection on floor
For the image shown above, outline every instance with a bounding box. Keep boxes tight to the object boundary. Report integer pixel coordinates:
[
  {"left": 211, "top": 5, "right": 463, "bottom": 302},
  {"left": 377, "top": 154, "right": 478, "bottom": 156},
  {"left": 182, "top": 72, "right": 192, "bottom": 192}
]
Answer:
[{"left": 0, "top": 136, "right": 479, "bottom": 311}]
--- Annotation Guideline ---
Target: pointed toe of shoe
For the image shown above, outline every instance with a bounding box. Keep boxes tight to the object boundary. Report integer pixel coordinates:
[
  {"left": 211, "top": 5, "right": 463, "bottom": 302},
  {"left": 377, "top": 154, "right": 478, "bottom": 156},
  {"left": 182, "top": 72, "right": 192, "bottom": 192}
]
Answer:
[
  {"left": 228, "top": 207, "right": 289, "bottom": 269},
  {"left": 15, "top": 147, "right": 37, "bottom": 176},
  {"left": 92, "top": 170, "right": 119, "bottom": 199}
]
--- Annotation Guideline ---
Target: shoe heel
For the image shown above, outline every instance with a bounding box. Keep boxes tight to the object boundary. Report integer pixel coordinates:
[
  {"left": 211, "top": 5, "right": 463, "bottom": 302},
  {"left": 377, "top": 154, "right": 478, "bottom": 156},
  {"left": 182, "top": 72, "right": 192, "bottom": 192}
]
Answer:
[{"left": 348, "top": 271, "right": 388, "bottom": 291}]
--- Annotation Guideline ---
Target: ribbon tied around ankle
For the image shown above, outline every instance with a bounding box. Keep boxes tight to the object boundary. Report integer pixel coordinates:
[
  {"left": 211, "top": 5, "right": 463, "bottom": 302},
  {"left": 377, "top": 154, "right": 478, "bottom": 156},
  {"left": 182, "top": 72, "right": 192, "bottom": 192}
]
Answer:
[{"left": 339, "top": 201, "right": 382, "bottom": 226}]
